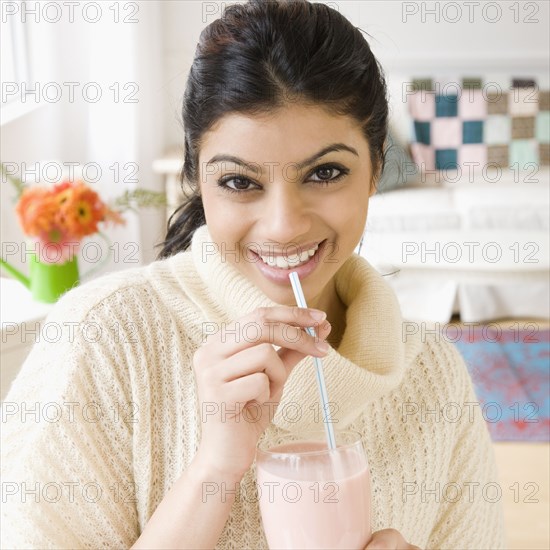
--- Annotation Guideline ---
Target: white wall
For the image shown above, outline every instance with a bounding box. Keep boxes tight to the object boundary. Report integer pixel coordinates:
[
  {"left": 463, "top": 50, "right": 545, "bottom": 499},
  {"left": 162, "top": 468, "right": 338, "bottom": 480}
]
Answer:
[{"left": 161, "top": 0, "right": 211, "bottom": 147}]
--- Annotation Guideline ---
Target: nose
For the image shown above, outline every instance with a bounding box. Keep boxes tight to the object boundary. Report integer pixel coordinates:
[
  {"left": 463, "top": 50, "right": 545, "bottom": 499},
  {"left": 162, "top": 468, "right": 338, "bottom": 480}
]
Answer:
[{"left": 260, "top": 181, "right": 312, "bottom": 244}]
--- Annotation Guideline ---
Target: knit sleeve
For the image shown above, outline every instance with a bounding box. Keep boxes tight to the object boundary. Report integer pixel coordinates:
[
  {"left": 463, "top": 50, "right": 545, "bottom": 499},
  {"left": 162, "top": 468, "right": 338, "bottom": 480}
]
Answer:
[
  {"left": 0, "top": 293, "right": 139, "bottom": 548},
  {"left": 425, "top": 340, "right": 506, "bottom": 550}
]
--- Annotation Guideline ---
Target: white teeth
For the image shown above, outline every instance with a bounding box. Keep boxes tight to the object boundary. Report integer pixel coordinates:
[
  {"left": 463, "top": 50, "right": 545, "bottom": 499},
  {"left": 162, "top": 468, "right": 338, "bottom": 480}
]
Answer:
[{"left": 259, "top": 243, "right": 320, "bottom": 269}]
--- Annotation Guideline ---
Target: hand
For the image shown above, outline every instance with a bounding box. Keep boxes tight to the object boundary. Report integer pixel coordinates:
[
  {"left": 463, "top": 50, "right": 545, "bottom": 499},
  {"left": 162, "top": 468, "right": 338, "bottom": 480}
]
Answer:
[
  {"left": 193, "top": 305, "right": 332, "bottom": 480},
  {"left": 365, "top": 529, "right": 421, "bottom": 549}
]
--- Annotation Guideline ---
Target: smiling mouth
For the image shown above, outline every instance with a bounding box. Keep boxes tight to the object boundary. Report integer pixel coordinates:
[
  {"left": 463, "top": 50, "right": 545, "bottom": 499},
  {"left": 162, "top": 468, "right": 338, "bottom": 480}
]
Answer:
[{"left": 253, "top": 240, "right": 326, "bottom": 270}]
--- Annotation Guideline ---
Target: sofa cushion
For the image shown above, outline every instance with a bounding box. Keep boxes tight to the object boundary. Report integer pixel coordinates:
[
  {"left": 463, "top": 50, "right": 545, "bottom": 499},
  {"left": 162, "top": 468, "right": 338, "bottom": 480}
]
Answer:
[
  {"left": 367, "top": 167, "right": 549, "bottom": 232},
  {"left": 367, "top": 188, "right": 460, "bottom": 232},
  {"left": 451, "top": 174, "right": 550, "bottom": 231}
]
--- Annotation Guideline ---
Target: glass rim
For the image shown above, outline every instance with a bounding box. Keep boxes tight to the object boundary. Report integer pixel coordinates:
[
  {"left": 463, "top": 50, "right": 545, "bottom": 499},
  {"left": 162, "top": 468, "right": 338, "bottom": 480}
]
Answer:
[{"left": 256, "top": 429, "right": 363, "bottom": 458}]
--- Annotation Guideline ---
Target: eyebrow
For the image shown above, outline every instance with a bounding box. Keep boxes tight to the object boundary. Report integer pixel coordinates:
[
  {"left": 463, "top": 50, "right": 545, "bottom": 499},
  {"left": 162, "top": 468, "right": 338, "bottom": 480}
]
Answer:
[{"left": 206, "top": 143, "right": 359, "bottom": 172}]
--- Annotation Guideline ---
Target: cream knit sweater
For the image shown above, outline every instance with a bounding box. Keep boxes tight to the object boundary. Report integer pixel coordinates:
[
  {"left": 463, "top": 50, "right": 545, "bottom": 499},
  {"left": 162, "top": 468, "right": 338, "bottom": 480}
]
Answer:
[{"left": 1, "top": 224, "right": 506, "bottom": 549}]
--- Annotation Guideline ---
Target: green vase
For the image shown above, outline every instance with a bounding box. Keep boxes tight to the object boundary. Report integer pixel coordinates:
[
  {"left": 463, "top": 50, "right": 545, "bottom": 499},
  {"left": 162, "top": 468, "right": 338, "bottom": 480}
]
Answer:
[
  {"left": 29, "top": 253, "right": 80, "bottom": 303},
  {"left": 0, "top": 253, "right": 79, "bottom": 303},
  {"left": 1, "top": 233, "right": 112, "bottom": 304}
]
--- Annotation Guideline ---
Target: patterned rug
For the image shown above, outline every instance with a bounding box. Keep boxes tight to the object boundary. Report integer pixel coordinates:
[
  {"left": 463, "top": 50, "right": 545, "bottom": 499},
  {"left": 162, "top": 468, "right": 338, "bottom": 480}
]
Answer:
[{"left": 453, "top": 327, "right": 550, "bottom": 442}]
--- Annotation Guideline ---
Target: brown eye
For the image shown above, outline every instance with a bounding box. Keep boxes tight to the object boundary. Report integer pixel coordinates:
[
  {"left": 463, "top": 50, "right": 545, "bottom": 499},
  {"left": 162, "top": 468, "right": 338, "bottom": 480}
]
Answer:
[
  {"left": 232, "top": 178, "right": 251, "bottom": 190},
  {"left": 315, "top": 167, "right": 335, "bottom": 180},
  {"left": 309, "top": 164, "right": 349, "bottom": 185},
  {"left": 217, "top": 176, "right": 260, "bottom": 194}
]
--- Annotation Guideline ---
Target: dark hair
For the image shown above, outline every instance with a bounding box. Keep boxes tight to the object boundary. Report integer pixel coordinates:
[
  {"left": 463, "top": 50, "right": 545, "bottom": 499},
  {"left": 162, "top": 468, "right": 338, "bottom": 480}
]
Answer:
[{"left": 156, "top": 0, "right": 388, "bottom": 259}]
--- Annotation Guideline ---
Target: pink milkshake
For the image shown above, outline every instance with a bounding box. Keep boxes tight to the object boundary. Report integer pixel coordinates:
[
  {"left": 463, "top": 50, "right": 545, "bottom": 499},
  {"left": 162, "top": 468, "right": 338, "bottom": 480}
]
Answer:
[{"left": 256, "top": 434, "right": 372, "bottom": 550}]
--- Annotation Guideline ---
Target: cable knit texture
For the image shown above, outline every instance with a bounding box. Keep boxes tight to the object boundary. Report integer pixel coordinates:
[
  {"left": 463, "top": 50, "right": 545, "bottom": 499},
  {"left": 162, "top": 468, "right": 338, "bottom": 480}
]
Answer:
[{"left": 1, "top": 224, "right": 506, "bottom": 549}]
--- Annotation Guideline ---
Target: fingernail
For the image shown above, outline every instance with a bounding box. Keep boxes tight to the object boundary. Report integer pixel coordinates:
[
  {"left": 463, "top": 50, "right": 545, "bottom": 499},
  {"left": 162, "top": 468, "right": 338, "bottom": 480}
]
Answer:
[
  {"left": 315, "top": 340, "right": 330, "bottom": 353},
  {"left": 309, "top": 309, "right": 326, "bottom": 321}
]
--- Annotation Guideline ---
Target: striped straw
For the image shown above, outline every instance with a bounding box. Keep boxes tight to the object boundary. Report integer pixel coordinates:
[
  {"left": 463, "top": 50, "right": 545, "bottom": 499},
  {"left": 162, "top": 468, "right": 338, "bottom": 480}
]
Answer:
[{"left": 288, "top": 271, "right": 336, "bottom": 450}]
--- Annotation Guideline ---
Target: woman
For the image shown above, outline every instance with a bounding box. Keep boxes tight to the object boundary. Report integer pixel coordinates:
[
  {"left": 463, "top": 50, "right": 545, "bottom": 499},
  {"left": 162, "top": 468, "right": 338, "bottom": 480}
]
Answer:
[{"left": 1, "top": 1, "right": 505, "bottom": 548}]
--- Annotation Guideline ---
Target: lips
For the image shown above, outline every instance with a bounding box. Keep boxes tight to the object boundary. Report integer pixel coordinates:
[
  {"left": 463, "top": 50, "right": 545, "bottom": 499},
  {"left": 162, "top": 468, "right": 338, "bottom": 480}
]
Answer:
[{"left": 251, "top": 239, "right": 328, "bottom": 284}]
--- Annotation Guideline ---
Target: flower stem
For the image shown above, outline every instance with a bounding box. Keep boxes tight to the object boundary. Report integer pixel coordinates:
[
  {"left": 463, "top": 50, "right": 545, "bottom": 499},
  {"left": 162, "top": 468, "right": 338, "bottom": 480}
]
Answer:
[{"left": 1, "top": 163, "right": 28, "bottom": 201}]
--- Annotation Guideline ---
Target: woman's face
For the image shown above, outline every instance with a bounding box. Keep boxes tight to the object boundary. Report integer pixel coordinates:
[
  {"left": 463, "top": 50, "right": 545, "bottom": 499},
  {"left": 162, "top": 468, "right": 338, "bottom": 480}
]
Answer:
[{"left": 198, "top": 102, "right": 376, "bottom": 307}]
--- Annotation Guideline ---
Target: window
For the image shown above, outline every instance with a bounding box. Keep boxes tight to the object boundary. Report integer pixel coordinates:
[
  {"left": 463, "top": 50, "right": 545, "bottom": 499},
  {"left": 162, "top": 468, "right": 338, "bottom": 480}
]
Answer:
[{"left": 1, "top": 9, "right": 31, "bottom": 124}]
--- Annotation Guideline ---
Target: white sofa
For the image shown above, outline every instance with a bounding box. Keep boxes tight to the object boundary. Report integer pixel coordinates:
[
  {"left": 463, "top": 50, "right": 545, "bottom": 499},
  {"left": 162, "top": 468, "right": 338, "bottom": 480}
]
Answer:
[{"left": 359, "top": 167, "right": 550, "bottom": 323}]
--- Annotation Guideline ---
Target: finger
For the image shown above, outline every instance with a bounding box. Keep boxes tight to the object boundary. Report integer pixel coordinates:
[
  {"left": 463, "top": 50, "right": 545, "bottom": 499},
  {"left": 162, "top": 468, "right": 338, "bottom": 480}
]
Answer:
[
  {"left": 365, "top": 528, "right": 405, "bottom": 549},
  {"left": 256, "top": 305, "right": 326, "bottom": 325},
  {"left": 203, "top": 306, "right": 328, "bottom": 360},
  {"left": 223, "top": 372, "right": 270, "bottom": 407},
  {"left": 277, "top": 319, "right": 332, "bottom": 374},
  {"left": 219, "top": 344, "right": 287, "bottom": 398}
]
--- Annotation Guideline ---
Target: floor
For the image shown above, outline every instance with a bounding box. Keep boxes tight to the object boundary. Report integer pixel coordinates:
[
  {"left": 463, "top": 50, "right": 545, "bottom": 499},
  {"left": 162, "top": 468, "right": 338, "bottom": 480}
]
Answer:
[
  {"left": 493, "top": 442, "right": 549, "bottom": 549},
  {"left": 446, "top": 315, "right": 550, "bottom": 549}
]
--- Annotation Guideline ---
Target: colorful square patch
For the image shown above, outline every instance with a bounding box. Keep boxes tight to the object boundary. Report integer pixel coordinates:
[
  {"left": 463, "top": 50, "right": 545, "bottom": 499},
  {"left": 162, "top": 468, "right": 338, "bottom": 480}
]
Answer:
[
  {"left": 435, "top": 149, "right": 458, "bottom": 170},
  {"left": 459, "top": 89, "right": 487, "bottom": 120},
  {"left": 511, "top": 117, "right": 535, "bottom": 139},
  {"left": 435, "top": 94, "right": 459, "bottom": 117},
  {"left": 432, "top": 118, "right": 462, "bottom": 148},
  {"left": 463, "top": 121, "right": 483, "bottom": 144},
  {"left": 485, "top": 115, "right": 511, "bottom": 145},
  {"left": 408, "top": 77, "right": 549, "bottom": 173}
]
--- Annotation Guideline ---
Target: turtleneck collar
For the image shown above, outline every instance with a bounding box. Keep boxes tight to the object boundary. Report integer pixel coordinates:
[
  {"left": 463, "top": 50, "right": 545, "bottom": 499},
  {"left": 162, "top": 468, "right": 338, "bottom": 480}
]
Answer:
[{"left": 177, "top": 224, "right": 424, "bottom": 430}]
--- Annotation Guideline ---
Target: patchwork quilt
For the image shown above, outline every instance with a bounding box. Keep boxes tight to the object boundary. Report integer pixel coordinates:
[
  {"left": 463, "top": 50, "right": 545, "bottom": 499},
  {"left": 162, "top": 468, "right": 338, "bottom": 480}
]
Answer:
[{"left": 408, "top": 78, "right": 550, "bottom": 171}]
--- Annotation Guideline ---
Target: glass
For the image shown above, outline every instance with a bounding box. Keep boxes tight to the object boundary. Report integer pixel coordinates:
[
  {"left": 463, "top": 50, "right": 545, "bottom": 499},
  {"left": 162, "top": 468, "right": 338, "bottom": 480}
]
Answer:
[{"left": 256, "top": 429, "right": 372, "bottom": 550}]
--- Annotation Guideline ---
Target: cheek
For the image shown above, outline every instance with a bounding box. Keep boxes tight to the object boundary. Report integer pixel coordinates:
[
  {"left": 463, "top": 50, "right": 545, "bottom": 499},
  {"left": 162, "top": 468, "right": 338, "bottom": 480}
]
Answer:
[
  {"left": 202, "top": 192, "right": 250, "bottom": 244},
  {"left": 202, "top": 190, "right": 235, "bottom": 225},
  {"left": 324, "top": 186, "right": 369, "bottom": 233}
]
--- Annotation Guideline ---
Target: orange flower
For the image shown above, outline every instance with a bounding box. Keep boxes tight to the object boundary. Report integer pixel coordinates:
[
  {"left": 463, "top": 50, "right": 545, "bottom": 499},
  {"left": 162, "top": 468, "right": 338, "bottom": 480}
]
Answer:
[
  {"left": 52, "top": 180, "right": 72, "bottom": 194},
  {"left": 15, "top": 180, "right": 126, "bottom": 254},
  {"left": 16, "top": 187, "right": 58, "bottom": 236},
  {"left": 53, "top": 181, "right": 74, "bottom": 209},
  {"left": 56, "top": 181, "right": 106, "bottom": 239}
]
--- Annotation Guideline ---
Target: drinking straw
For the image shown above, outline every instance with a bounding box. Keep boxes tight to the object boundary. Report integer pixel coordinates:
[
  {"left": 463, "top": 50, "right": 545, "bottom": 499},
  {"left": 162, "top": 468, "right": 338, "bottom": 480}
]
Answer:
[{"left": 288, "top": 271, "right": 336, "bottom": 450}]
